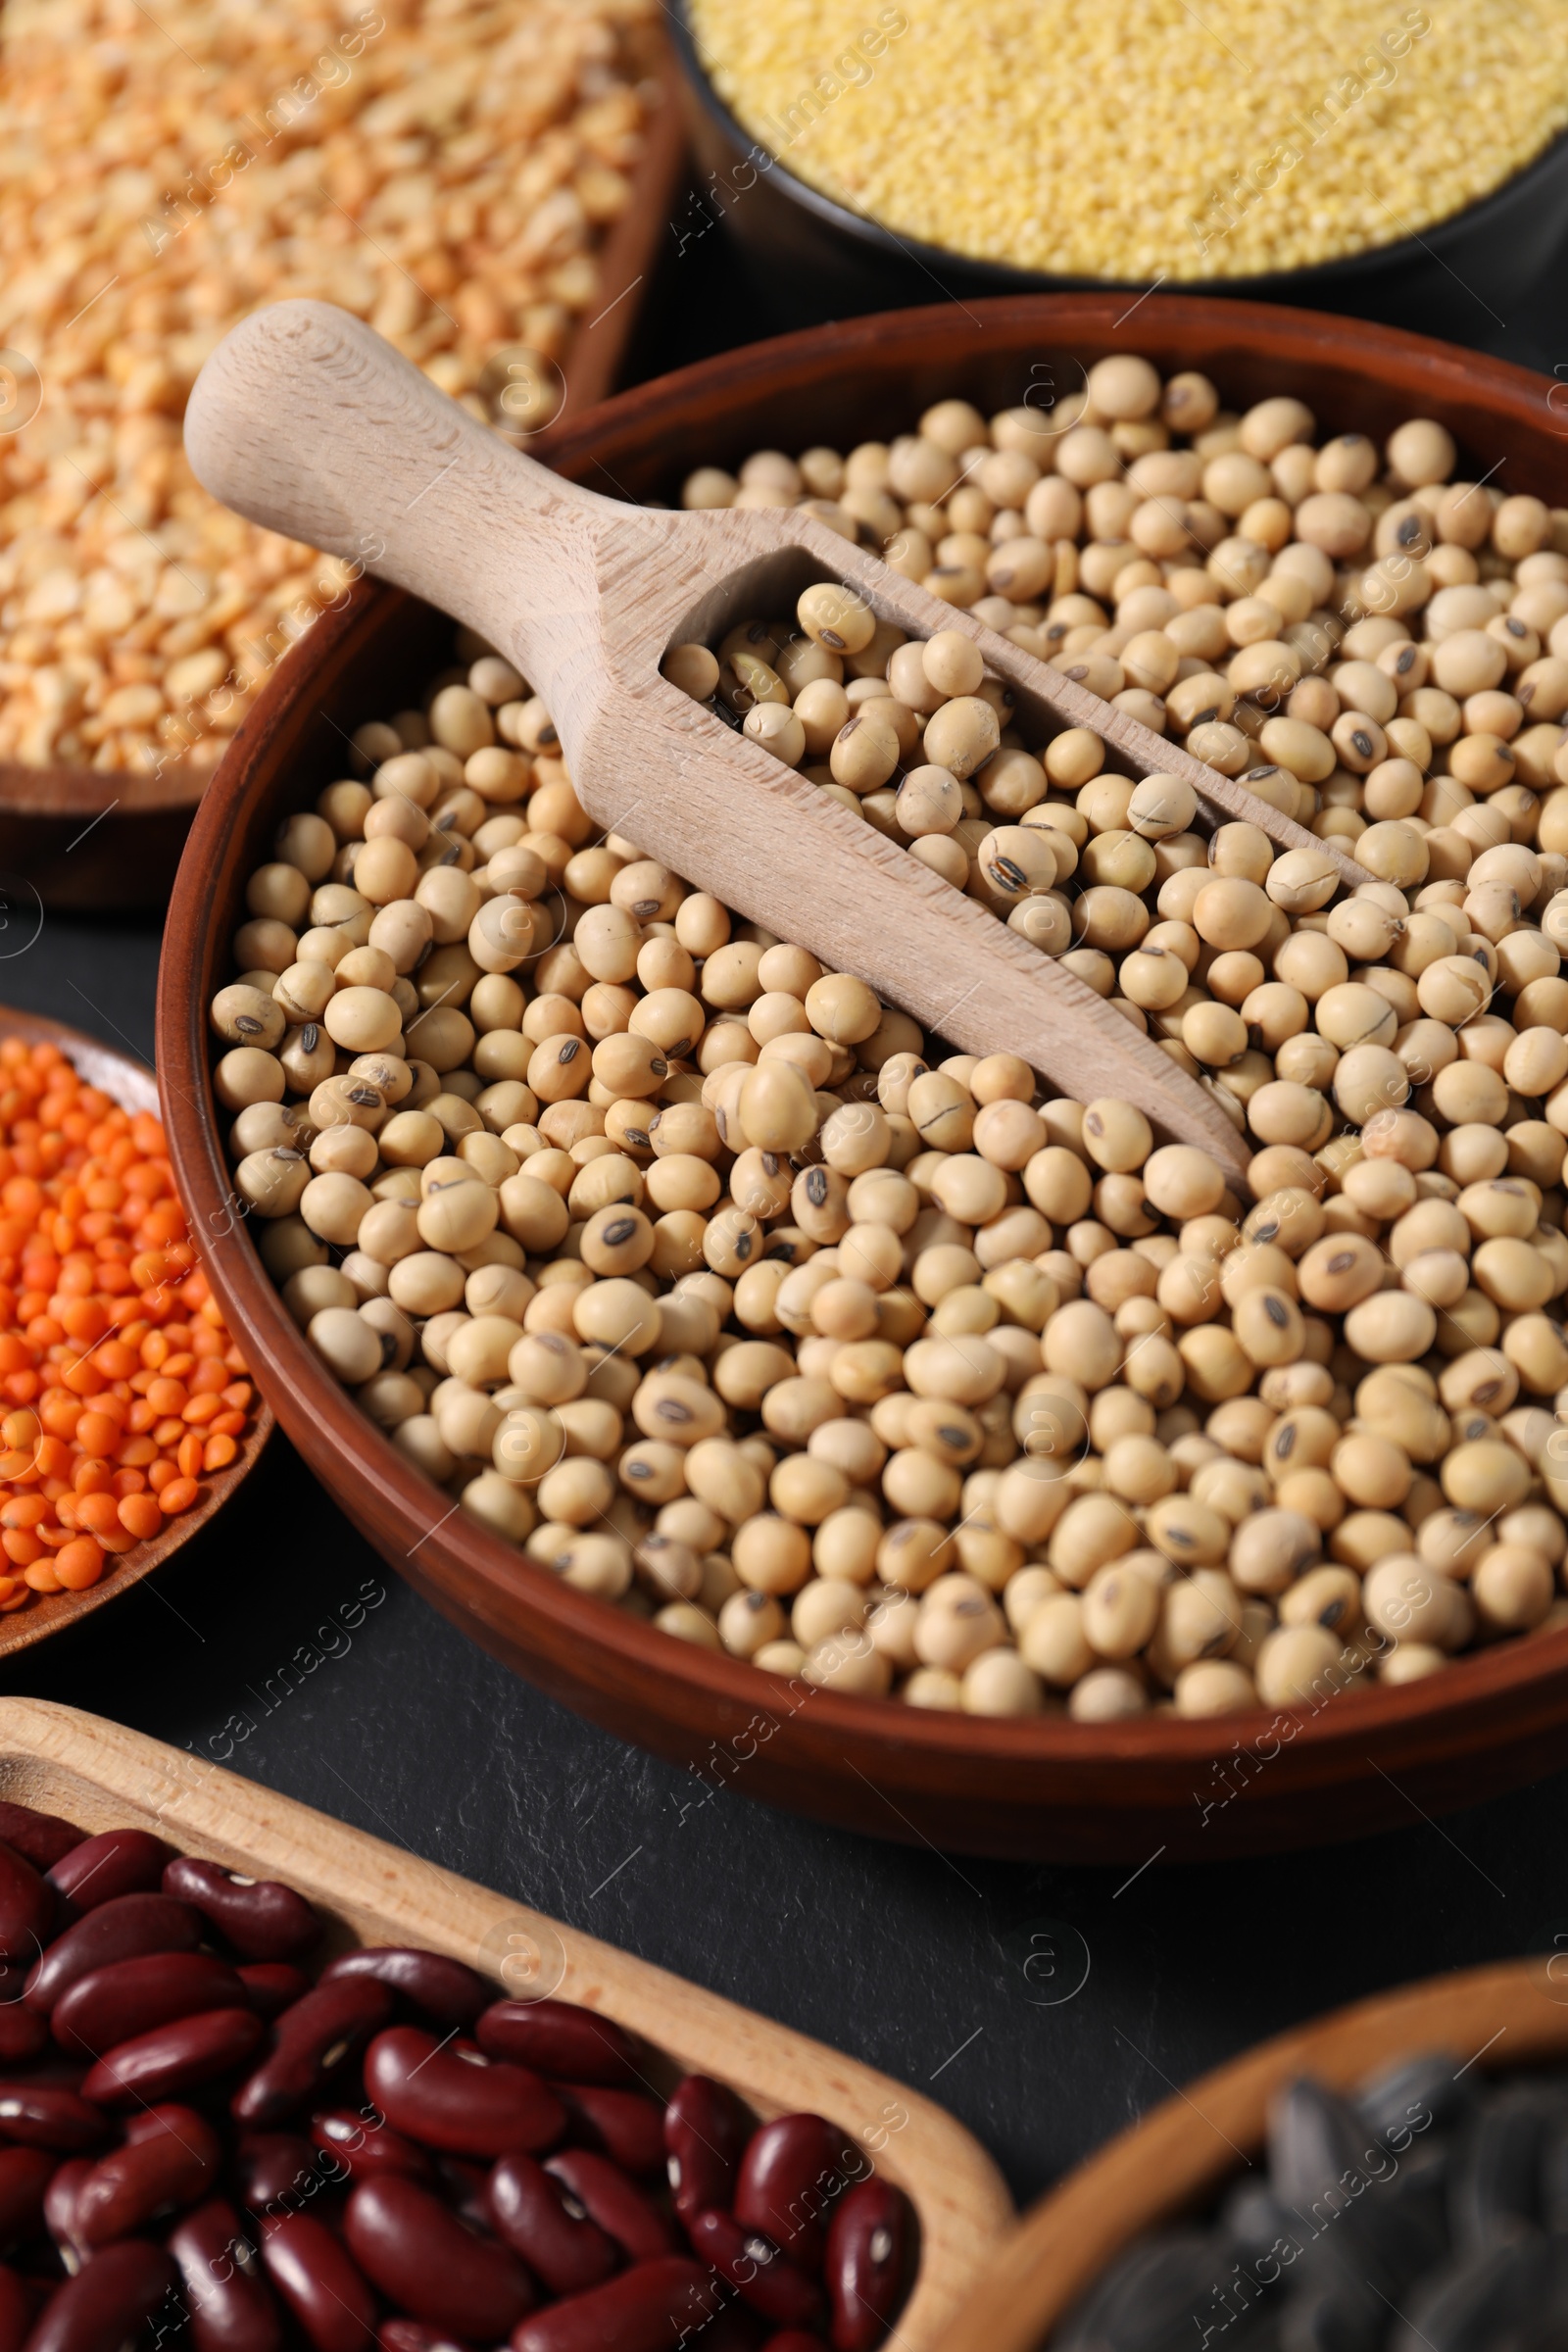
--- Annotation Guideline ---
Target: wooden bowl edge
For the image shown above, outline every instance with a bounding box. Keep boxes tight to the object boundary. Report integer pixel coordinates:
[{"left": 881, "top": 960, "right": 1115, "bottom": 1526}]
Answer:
[
  {"left": 945, "top": 1956, "right": 1568, "bottom": 2352},
  {"left": 553, "top": 43, "right": 688, "bottom": 424},
  {"left": 0, "top": 1003, "right": 272, "bottom": 1652}
]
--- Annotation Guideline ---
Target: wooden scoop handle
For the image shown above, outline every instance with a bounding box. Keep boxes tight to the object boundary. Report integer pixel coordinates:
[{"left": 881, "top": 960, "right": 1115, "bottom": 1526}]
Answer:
[
  {"left": 184, "top": 300, "right": 607, "bottom": 693},
  {"left": 181, "top": 304, "right": 1260, "bottom": 1180}
]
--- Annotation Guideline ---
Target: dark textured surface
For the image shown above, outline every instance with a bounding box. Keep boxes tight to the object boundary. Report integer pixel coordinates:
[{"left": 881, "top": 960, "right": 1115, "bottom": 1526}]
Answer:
[{"left": 8, "top": 215, "right": 1568, "bottom": 2216}]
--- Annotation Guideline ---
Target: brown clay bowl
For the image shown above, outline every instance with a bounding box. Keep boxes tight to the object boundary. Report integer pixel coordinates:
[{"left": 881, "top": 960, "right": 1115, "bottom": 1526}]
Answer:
[
  {"left": 0, "top": 1696, "right": 1011, "bottom": 2350},
  {"left": 943, "top": 1953, "right": 1568, "bottom": 2352},
  {"left": 158, "top": 293, "right": 1568, "bottom": 1864},
  {"left": 0, "top": 1004, "right": 272, "bottom": 1655},
  {"left": 2, "top": 47, "right": 687, "bottom": 918}
]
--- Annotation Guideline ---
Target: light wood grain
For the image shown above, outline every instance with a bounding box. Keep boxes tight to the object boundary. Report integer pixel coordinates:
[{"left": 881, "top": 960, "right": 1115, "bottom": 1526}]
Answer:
[
  {"left": 0, "top": 1699, "right": 1011, "bottom": 2349},
  {"left": 0, "top": 1006, "right": 271, "bottom": 1657},
  {"left": 946, "top": 1957, "right": 1567, "bottom": 2352},
  {"left": 182, "top": 302, "right": 1374, "bottom": 1178}
]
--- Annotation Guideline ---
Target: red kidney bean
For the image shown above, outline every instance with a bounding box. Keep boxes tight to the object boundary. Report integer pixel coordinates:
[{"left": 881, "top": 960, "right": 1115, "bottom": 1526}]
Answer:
[
  {"left": 823, "top": 2179, "right": 914, "bottom": 2352},
  {"left": 52, "top": 1953, "right": 248, "bottom": 2060},
  {"left": 487, "top": 2153, "right": 619, "bottom": 2296},
  {"left": 685, "top": 2210, "right": 822, "bottom": 2331},
  {"left": 693, "top": 2310, "right": 764, "bottom": 2352},
  {"left": 733, "top": 2115, "right": 857, "bottom": 2274},
  {"left": 318, "top": 1951, "right": 489, "bottom": 2032},
  {"left": 364, "top": 2028, "right": 564, "bottom": 2159},
  {"left": 345, "top": 2176, "right": 535, "bottom": 2339},
  {"left": 24, "top": 1895, "right": 202, "bottom": 2015},
  {"left": 757, "top": 2336, "right": 823, "bottom": 2352},
  {"left": 0, "top": 2266, "right": 33, "bottom": 2352},
  {"left": 0, "top": 1975, "right": 25, "bottom": 2012},
  {"left": 169, "top": 2198, "right": 284, "bottom": 2352},
  {"left": 0, "top": 2087, "right": 103, "bottom": 2155},
  {"left": 0, "top": 1850, "right": 52, "bottom": 1974},
  {"left": 309, "top": 2111, "right": 433, "bottom": 2186},
  {"left": 475, "top": 2002, "right": 638, "bottom": 2087},
  {"left": 237, "top": 1967, "right": 311, "bottom": 2021},
  {"left": 510, "top": 2257, "right": 723, "bottom": 2352},
  {"left": 377, "top": 2328, "right": 470, "bottom": 2352},
  {"left": 0, "top": 1809, "right": 83, "bottom": 1876},
  {"left": 23, "top": 2239, "right": 177, "bottom": 2352},
  {"left": 663, "top": 2077, "right": 750, "bottom": 2227},
  {"left": 162, "top": 1863, "right": 319, "bottom": 1966},
  {"left": 16, "top": 2058, "right": 87, "bottom": 2090},
  {"left": 80, "top": 2007, "right": 263, "bottom": 2109},
  {"left": 260, "top": 2214, "right": 374, "bottom": 2352},
  {"left": 557, "top": 2087, "right": 663, "bottom": 2179},
  {"left": 234, "top": 2132, "right": 318, "bottom": 2216},
  {"left": 46, "top": 1834, "right": 171, "bottom": 1921},
  {"left": 434, "top": 2153, "right": 494, "bottom": 2234},
  {"left": 542, "top": 2152, "right": 674, "bottom": 2265},
  {"left": 42, "top": 2160, "right": 90, "bottom": 2258},
  {"left": 231, "top": 1981, "right": 392, "bottom": 2129},
  {"left": 0, "top": 2016, "right": 42, "bottom": 2071},
  {"left": 74, "top": 2104, "right": 220, "bottom": 2247},
  {"left": 0, "top": 2149, "right": 56, "bottom": 2251}
]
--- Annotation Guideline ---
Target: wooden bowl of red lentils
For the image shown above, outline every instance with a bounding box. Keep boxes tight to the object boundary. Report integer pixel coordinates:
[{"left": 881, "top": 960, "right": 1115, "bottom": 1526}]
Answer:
[{"left": 0, "top": 1006, "right": 270, "bottom": 1654}]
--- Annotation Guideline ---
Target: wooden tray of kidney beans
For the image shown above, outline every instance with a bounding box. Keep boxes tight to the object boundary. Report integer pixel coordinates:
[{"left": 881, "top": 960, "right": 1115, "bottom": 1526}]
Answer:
[{"left": 0, "top": 1799, "right": 915, "bottom": 2352}]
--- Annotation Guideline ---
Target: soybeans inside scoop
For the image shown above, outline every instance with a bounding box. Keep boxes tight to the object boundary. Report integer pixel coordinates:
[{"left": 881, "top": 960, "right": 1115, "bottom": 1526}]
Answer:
[{"left": 185, "top": 302, "right": 1355, "bottom": 1179}]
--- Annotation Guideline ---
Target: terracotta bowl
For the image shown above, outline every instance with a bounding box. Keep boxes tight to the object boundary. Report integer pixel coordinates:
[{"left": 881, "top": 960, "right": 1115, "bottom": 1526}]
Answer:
[
  {"left": 0, "top": 1004, "right": 271, "bottom": 1654},
  {"left": 158, "top": 293, "right": 1568, "bottom": 1865},
  {"left": 943, "top": 1953, "right": 1568, "bottom": 2352}
]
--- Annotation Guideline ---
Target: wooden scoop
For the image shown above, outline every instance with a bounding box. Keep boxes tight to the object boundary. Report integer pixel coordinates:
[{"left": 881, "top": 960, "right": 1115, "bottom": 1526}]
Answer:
[{"left": 186, "top": 303, "right": 1352, "bottom": 1184}]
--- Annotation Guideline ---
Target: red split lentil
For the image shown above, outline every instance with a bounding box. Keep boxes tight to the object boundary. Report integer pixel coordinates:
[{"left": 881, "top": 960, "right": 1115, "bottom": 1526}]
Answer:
[{"left": 0, "top": 1035, "right": 254, "bottom": 1610}]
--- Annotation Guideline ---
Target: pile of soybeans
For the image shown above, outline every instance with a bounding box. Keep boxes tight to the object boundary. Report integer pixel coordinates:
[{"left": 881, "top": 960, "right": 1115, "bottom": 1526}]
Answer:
[{"left": 207, "top": 349, "right": 1568, "bottom": 1724}]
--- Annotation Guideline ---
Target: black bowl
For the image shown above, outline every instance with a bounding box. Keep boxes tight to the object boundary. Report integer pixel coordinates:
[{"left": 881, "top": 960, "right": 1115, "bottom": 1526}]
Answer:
[{"left": 670, "top": 2, "right": 1568, "bottom": 342}]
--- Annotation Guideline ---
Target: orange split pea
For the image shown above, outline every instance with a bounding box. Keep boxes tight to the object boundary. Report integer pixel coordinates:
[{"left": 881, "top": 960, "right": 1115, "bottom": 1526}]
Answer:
[{"left": 0, "top": 1037, "right": 254, "bottom": 1613}]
